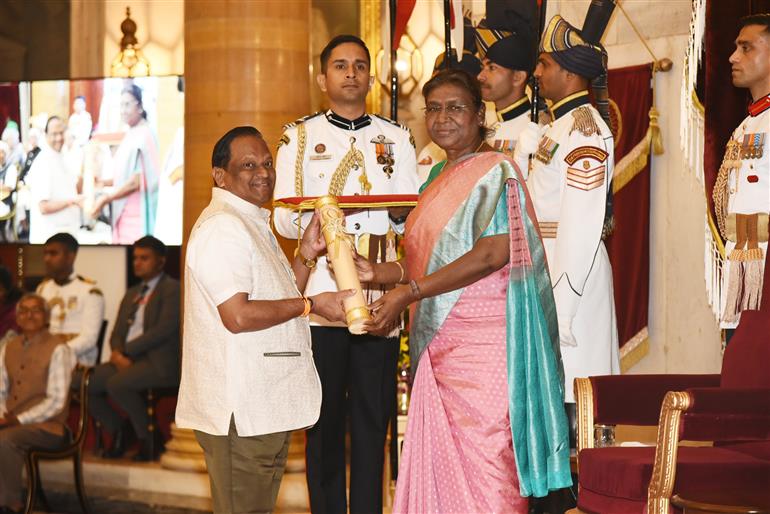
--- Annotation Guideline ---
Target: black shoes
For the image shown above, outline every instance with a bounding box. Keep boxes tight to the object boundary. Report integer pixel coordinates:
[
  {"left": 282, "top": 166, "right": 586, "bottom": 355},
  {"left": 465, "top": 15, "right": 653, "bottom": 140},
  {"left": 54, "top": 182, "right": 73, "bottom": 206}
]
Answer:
[
  {"left": 132, "top": 429, "right": 165, "bottom": 462},
  {"left": 102, "top": 420, "right": 136, "bottom": 459}
]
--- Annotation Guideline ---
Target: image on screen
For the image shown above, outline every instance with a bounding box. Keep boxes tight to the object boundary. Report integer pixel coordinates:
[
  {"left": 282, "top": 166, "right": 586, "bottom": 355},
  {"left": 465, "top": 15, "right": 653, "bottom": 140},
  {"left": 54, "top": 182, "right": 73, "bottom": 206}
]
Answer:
[{"left": 0, "top": 75, "right": 184, "bottom": 246}]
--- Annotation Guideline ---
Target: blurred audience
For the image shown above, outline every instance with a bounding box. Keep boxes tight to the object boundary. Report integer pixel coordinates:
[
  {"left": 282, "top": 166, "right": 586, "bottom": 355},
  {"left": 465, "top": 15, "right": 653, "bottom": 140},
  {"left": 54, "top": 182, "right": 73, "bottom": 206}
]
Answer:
[
  {"left": 89, "top": 236, "right": 179, "bottom": 462},
  {"left": 0, "top": 267, "right": 22, "bottom": 350},
  {"left": 0, "top": 293, "right": 75, "bottom": 514},
  {"left": 36, "top": 233, "right": 105, "bottom": 368}
]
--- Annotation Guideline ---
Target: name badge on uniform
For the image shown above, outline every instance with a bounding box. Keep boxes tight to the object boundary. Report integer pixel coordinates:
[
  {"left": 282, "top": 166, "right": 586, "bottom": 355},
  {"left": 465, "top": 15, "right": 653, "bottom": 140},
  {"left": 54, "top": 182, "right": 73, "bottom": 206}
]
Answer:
[
  {"left": 740, "top": 133, "right": 765, "bottom": 159},
  {"left": 310, "top": 142, "right": 332, "bottom": 161},
  {"left": 535, "top": 136, "right": 559, "bottom": 165},
  {"left": 371, "top": 135, "right": 395, "bottom": 178}
]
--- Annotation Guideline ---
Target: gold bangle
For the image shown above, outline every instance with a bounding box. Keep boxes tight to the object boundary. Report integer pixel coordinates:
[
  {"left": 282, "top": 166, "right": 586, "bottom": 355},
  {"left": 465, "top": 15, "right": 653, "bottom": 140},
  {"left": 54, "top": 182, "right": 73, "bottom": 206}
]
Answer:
[
  {"left": 393, "top": 260, "right": 405, "bottom": 283},
  {"left": 301, "top": 296, "right": 312, "bottom": 317}
]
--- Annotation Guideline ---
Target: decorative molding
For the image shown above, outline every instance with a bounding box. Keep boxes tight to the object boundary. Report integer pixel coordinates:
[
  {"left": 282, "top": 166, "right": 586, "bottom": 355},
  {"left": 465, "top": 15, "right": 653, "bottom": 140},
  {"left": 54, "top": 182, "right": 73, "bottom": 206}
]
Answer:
[
  {"left": 574, "top": 377, "right": 595, "bottom": 465},
  {"left": 620, "top": 326, "right": 649, "bottom": 373},
  {"left": 647, "top": 391, "right": 691, "bottom": 514}
]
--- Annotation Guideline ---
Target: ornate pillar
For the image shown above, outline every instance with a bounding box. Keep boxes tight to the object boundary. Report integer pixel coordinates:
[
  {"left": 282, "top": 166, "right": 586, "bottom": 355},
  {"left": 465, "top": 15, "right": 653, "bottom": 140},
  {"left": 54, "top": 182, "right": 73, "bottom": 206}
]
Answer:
[
  {"left": 70, "top": 0, "right": 105, "bottom": 78},
  {"left": 163, "top": 0, "right": 313, "bottom": 474},
  {"left": 183, "top": 0, "right": 312, "bottom": 238}
]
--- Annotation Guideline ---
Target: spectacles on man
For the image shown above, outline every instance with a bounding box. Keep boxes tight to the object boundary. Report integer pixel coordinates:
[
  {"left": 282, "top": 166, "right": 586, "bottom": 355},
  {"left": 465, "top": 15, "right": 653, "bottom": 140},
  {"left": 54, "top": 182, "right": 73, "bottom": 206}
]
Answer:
[{"left": 423, "top": 104, "right": 471, "bottom": 117}]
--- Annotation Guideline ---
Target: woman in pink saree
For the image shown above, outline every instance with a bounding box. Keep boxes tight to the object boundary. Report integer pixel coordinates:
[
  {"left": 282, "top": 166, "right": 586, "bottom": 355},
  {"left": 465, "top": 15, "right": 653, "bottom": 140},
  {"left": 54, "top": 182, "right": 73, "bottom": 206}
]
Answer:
[
  {"left": 91, "top": 85, "right": 159, "bottom": 244},
  {"left": 357, "top": 70, "right": 571, "bottom": 513}
]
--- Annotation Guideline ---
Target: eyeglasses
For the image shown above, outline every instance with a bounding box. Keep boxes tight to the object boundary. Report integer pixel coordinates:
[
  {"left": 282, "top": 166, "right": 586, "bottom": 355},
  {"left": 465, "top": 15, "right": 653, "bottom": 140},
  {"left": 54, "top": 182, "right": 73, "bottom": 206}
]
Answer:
[
  {"left": 423, "top": 104, "right": 472, "bottom": 117},
  {"left": 18, "top": 307, "right": 45, "bottom": 315}
]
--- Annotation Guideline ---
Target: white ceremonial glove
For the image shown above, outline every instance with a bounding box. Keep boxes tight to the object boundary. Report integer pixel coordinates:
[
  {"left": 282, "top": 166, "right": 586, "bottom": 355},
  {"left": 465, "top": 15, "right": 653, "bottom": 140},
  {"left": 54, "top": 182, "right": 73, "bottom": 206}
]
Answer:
[
  {"left": 558, "top": 315, "right": 577, "bottom": 347},
  {"left": 513, "top": 121, "right": 541, "bottom": 161}
]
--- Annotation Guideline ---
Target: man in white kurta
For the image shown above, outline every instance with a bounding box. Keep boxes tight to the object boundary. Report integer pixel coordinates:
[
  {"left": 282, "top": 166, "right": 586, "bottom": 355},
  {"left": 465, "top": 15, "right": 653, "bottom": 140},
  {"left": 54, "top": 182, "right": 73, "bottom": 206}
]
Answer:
[
  {"left": 714, "top": 16, "right": 770, "bottom": 329},
  {"left": 176, "top": 126, "right": 349, "bottom": 514},
  {"left": 27, "top": 117, "right": 82, "bottom": 244},
  {"left": 522, "top": 16, "right": 620, "bottom": 405}
]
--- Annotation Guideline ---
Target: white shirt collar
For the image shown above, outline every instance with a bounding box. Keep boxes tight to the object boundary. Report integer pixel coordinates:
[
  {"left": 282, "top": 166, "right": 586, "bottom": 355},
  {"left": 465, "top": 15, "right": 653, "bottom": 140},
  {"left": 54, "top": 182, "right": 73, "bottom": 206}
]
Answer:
[{"left": 211, "top": 187, "right": 271, "bottom": 223}]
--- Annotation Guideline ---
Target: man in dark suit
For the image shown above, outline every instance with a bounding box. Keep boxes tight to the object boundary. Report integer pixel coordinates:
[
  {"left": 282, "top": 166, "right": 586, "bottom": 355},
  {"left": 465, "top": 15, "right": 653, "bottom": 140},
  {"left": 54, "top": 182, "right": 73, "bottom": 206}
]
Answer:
[{"left": 88, "top": 236, "right": 180, "bottom": 461}]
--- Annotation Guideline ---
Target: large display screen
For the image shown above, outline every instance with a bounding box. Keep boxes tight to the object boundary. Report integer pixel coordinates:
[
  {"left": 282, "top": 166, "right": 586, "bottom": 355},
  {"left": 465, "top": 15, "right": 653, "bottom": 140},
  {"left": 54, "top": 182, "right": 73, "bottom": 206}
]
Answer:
[{"left": 0, "top": 75, "right": 184, "bottom": 245}]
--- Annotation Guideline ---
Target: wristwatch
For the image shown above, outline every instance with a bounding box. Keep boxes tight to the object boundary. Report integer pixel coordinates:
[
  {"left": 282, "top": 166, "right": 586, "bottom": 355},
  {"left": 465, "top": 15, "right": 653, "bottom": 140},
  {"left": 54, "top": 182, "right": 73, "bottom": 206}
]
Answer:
[{"left": 295, "top": 248, "right": 317, "bottom": 269}]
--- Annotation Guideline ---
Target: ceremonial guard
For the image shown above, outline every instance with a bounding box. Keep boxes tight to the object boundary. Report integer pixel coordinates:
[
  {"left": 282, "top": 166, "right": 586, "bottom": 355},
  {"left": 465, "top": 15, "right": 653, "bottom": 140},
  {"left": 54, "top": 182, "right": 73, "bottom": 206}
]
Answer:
[
  {"left": 273, "top": 35, "right": 418, "bottom": 514},
  {"left": 36, "top": 233, "right": 105, "bottom": 368},
  {"left": 520, "top": 8, "right": 620, "bottom": 411},
  {"left": 714, "top": 14, "right": 770, "bottom": 328},
  {"left": 475, "top": 9, "right": 539, "bottom": 160}
]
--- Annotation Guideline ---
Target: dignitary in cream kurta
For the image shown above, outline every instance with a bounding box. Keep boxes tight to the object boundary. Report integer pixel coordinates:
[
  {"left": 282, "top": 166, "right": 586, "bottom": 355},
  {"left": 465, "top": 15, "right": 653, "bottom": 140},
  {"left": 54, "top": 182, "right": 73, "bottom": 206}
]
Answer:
[
  {"left": 273, "top": 35, "right": 419, "bottom": 514},
  {"left": 36, "top": 232, "right": 105, "bottom": 368},
  {"left": 176, "top": 126, "right": 351, "bottom": 514},
  {"left": 714, "top": 14, "right": 770, "bottom": 329},
  {"left": 518, "top": 15, "right": 619, "bottom": 406}
]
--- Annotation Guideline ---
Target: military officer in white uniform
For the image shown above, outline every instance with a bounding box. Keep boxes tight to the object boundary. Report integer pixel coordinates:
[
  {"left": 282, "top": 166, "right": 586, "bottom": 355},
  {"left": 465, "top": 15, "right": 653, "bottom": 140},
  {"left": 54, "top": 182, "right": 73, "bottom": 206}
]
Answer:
[
  {"left": 475, "top": 21, "right": 538, "bottom": 162},
  {"left": 36, "top": 232, "right": 105, "bottom": 368},
  {"left": 517, "top": 15, "right": 620, "bottom": 407},
  {"left": 273, "top": 35, "right": 418, "bottom": 514},
  {"left": 714, "top": 14, "right": 770, "bottom": 329}
]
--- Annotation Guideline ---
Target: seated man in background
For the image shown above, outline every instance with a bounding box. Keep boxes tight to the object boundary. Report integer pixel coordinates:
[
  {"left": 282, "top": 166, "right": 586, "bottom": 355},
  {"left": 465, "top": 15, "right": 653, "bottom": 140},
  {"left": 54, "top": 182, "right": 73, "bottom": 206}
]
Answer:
[
  {"left": 0, "top": 293, "right": 75, "bottom": 514},
  {"left": 89, "top": 236, "right": 180, "bottom": 461},
  {"left": 37, "top": 232, "right": 105, "bottom": 368}
]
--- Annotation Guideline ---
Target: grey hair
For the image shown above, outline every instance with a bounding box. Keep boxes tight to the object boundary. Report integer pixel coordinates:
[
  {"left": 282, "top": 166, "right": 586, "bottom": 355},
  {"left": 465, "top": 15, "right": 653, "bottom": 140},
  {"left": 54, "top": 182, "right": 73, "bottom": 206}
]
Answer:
[{"left": 16, "top": 293, "right": 51, "bottom": 323}]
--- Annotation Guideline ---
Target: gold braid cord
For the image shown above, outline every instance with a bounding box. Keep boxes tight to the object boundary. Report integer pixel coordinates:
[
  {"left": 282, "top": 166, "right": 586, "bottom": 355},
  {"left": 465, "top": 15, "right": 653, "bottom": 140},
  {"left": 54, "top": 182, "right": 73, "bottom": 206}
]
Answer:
[
  {"left": 294, "top": 123, "right": 307, "bottom": 196},
  {"left": 713, "top": 139, "right": 741, "bottom": 240},
  {"left": 647, "top": 391, "right": 691, "bottom": 514},
  {"left": 328, "top": 138, "right": 369, "bottom": 196}
]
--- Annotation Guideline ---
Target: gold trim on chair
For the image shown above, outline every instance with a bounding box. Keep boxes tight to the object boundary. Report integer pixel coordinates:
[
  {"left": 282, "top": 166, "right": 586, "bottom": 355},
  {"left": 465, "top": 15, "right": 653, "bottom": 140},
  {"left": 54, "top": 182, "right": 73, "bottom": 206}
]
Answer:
[
  {"left": 574, "top": 377, "right": 595, "bottom": 463},
  {"left": 647, "top": 391, "right": 692, "bottom": 514}
]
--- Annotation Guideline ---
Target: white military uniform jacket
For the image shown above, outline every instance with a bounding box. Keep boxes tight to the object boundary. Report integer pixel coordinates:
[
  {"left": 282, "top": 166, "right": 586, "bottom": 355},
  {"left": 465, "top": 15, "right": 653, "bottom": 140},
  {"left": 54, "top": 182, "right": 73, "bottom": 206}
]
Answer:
[
  {"left": 717, "top": 97, "right": 770, "bottom": 328},
  {"left": 526, "top": 91, "right": 620, "bottom": 402},
  {"left": 37, "top": 273, "right": 105, "bottom": 367},
  {"left": 274, "top": 110, "right": 419, "bottom": 326},
  {"left": 487, "top": 96, "right": 533, "bottom": 160}
]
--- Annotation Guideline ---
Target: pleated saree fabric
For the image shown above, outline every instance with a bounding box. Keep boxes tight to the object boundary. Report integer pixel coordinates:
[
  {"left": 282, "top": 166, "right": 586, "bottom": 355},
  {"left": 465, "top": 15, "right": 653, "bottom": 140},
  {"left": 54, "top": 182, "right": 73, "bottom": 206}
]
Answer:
[{"left": 394, "top": 152, "right": 572, "bottom": 513}]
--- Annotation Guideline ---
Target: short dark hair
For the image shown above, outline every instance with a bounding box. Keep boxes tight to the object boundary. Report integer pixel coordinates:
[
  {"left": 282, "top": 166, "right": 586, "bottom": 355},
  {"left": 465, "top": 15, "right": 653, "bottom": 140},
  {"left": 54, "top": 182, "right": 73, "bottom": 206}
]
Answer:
[
  {"left": 422, "top": 68, "right": 491, "bottom": 140},
  {"left": 122, "top": 84, "right": 148, "bottom": 120},
  {"left": 211, "top": 126, "right": 262, "bottom": 169},
  {"left": 75, "top": 95, "right": 86, "bottom": 101},
  {"left": 45, "top": 116, "right": 62, "bottom": 134},
  {"left": 44, "top": 232, "right": 79, "bottom": 253},
  {"left": 133, "top": 235, "right": 167, "bottom": 257},
  {"left": 320, "top": 35, "right": 370, "bottom": 74},
  {"left": 740, "top": 13, "right": 770, "bottom": 33}
]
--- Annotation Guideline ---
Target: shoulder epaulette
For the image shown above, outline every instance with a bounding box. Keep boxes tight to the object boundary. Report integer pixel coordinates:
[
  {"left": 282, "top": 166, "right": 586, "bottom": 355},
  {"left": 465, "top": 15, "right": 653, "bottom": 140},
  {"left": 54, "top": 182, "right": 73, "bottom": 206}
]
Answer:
[
  {"left": 373, "top": 114, "right": 410, "bottom": 132},
  {"left": 373, "top": 114, "right": 415, "bottom": 148},
  {"left": 77, "top": 275, "right": 96, "bottom": 285},
  {"left": 283, "top": 112, "right": 323, "bottom": 131},
  {"left": 570, "top": 106, "right": 601, "bottom": 137},
  {"left": 89, "top": 287, "right": 103, "bottom": 296}
]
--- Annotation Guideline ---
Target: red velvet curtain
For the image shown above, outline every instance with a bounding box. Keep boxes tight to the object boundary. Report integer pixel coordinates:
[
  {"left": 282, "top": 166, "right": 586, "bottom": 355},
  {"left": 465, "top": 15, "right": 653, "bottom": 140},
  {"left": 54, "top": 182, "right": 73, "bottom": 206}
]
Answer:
[
  {"left": 605, "top": 63, "right": 653, "bottom": 351},
  {"left": 0, "top": 83, "right": 21, "bottom": 130},
  {"left": 703, "top": 0, "right": 770, "bottom": 218}
]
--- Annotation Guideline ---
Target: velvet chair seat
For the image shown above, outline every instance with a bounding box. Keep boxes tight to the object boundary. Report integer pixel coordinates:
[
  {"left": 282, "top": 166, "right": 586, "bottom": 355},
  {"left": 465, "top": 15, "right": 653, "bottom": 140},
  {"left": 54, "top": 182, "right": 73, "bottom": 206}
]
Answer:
[{"left": 577, "top": 446, "right": 770, "bottom": 514}]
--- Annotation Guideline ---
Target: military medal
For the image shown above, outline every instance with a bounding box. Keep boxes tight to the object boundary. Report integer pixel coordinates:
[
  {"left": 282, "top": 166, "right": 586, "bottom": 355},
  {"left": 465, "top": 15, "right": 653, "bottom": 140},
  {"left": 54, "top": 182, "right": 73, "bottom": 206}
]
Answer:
[
  {"left": 740, "top": 133, "right": 765, "bottom": 160},
  {"left": 535, "top": 136, "right": 559, "bottom": 165},
  {"left": 371, "top": 135, "right": 396, "bottom": 178}
]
